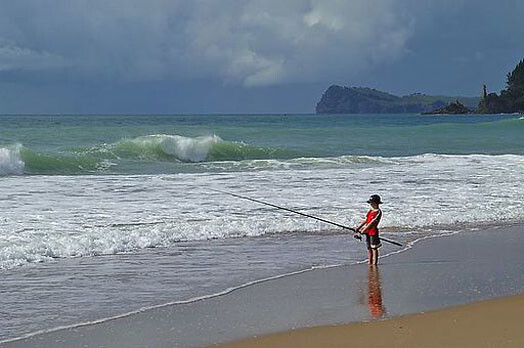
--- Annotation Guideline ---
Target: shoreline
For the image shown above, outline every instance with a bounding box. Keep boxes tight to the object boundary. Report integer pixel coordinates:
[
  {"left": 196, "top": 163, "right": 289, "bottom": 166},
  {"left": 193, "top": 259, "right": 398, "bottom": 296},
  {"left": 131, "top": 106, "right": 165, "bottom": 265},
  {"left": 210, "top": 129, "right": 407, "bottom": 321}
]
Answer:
[
  {"left": 0, "top": 220, "right": 468, "bottom": 345},
  {"left": 0, "top": 219, "right": 441, "bottom": 343},
  {"left": 222, "top": 293, "right": 524, "bottom": 348},
  {"left": 3, "top": 223, "right": 523, "bottom": 347},
  {"left": 0, "top": 232, "right": 402, "bottom": 344}
]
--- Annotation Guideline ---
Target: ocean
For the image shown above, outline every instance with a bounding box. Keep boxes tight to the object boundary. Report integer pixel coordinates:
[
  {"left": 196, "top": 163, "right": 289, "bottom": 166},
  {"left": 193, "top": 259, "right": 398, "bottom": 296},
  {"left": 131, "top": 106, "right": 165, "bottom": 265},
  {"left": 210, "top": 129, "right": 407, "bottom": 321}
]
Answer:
[{"left": 1, "top": 113, "right": 523, "bottom": 342}]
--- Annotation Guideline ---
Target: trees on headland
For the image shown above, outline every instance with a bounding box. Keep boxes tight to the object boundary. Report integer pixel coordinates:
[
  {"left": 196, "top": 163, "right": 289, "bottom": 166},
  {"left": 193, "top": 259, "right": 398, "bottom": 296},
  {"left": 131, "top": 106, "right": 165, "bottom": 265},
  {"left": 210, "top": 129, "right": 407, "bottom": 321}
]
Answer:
[
  {"left": 316, "top": 58, "right": 524, "bottom": 114},
  {"left": 478, "top": 58, "right": 524, "bottom": 114},
  {"left": 506, "top": 59, "right": 524, "bottom": 112}
]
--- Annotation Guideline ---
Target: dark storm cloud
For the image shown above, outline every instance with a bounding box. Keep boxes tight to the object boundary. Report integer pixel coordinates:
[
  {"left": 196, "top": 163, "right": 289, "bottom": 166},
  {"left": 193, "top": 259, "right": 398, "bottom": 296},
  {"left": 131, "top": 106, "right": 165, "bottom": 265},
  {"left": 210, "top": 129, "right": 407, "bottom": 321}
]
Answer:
[
  {"left": 0, "top": 0, "right": 414, "bottom": 85},
  {"left": 0, "top": 0, "right": 522, "bottom": 113}
]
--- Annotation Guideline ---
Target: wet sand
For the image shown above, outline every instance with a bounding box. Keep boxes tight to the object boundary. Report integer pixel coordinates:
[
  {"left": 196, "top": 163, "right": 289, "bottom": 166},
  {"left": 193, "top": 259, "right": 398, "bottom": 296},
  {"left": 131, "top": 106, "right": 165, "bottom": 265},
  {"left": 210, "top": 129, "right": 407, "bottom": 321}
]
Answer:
[
  {"left": 2, "top": 224, "right": 523, "bottom": 347},
  {"left": 222, "top": 293, "right": 524, "bottom": 348}
]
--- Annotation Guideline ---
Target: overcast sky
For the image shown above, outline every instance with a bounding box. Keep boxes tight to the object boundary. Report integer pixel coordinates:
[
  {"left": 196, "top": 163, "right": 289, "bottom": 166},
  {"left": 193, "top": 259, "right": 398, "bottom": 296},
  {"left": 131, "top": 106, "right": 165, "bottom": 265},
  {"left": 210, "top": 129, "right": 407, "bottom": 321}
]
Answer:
[{"left": 0, "top": 0, "right": 523, "bottom": 114}]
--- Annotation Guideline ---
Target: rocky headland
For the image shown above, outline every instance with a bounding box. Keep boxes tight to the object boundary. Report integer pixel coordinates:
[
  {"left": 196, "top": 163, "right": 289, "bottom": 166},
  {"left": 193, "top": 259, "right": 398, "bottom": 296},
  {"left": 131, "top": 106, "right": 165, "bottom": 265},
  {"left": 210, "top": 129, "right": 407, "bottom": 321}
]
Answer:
[
  {"left": 421, "top": 100, "right": 474, "bottom": 115},
  {"left": 315, "top": 85, "right": 478, "bottom": 114},
  {"left": 477, "top": 59, "right": 524, "bottom": 114},
  {"left": 317, "top": 58, "right": 524, "bottom": 115}
]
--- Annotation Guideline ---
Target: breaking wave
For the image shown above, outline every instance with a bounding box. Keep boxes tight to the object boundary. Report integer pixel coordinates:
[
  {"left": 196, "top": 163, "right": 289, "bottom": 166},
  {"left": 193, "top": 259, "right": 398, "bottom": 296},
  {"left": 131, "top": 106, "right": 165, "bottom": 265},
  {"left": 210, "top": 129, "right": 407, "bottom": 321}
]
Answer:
[
  {"left": 0, "top": 144, "right": 25, "bottom": 175},
  {"left": 3, "top": 115, "right": 524, "bottom": 176},
  {"left": 0, "top": 135, "right": 297, "bottom": 175},
  {"left": 107, "top": 134, "right": 292, "bottom": 162},
  {"left": 2, "top": 151, "right": 524, "bottom": 270}
]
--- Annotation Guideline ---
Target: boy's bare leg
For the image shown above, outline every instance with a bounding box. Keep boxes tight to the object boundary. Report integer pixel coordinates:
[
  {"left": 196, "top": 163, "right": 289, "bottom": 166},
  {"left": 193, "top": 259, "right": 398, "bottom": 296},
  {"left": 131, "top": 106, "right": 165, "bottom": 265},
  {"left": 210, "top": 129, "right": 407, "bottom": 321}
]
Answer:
[
  {"left": 367, "top": 248, "right": 372, "bottom": 265},
  {"left": 371, "top": 249, "right": 379, "bottom": 265}
]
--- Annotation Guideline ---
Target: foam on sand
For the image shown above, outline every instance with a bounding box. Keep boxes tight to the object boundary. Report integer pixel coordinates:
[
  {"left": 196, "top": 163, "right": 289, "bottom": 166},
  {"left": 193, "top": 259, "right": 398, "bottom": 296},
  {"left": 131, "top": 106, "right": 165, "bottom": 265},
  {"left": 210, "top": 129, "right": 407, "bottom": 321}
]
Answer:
[{"left": 3, "top": 225, "right": 523, "bottom": 347}]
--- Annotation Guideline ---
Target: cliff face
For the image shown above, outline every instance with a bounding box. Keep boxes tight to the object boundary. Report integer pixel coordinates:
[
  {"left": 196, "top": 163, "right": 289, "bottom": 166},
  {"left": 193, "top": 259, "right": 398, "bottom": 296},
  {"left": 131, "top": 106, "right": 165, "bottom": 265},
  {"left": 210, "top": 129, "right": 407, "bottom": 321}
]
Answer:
[{"left": 316, "top": 85, "right": 477, "bottom": 114}]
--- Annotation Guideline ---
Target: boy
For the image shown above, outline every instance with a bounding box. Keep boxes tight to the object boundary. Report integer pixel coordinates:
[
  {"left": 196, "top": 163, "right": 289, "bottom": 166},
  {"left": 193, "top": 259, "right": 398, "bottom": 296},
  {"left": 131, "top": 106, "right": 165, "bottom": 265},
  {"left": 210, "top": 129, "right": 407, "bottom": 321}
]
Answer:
[{"left": 356, "top": 194, "right": 383, "bottom": 265}]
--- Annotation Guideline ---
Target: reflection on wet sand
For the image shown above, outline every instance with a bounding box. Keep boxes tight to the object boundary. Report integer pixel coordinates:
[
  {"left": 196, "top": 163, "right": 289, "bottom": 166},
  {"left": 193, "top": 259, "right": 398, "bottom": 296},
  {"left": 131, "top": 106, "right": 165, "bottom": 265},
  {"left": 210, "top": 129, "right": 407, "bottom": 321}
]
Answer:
[{"left": 367, "top": 265, "right": 386, "bottom": 318}]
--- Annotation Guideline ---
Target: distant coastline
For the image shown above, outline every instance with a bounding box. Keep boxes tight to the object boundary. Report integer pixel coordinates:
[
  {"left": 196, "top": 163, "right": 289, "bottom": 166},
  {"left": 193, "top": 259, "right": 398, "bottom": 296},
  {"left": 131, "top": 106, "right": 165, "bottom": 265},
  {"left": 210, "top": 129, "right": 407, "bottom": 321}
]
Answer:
[
  {"left": 317, "top": 58, "right": 524, "bottom": 115},
  {"left": 315, "top": 85, "right": 478, "bottom": 114}
]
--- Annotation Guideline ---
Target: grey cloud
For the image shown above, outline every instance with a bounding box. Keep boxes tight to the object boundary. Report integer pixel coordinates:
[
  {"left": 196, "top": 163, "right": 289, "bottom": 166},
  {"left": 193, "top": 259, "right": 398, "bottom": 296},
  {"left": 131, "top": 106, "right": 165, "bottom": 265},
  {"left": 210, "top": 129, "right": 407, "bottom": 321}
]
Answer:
[
  {"left": 0, "top": 0, "right": 523, "bottom": 113},
  {"left": 0, "top": 42, "right": 66, "bottom": 71},
  {"left": 0, "top": 0, "right": 415, "bottom": 86}
]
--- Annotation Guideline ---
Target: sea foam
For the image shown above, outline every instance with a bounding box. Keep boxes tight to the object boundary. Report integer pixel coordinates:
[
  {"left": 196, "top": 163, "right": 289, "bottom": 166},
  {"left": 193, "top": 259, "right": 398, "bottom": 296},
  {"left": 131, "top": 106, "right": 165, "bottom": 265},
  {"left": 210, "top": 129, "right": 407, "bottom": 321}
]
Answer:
[
  {"left": 0, "top": 134, "right": 294, "bottom": 175},
  {"left": 1, "top": 153, "right": 523, "bottom": 270},
  {"left": 114, "top": 134, "right": 222, "bottom": 162},
  {"left": 0, "top": 144, "right": 24, "bottom": 175}
]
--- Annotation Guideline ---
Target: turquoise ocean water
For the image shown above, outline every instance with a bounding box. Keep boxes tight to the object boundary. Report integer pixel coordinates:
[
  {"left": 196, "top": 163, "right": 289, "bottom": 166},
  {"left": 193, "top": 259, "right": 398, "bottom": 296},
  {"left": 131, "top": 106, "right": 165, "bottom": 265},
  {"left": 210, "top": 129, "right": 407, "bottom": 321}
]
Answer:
[
  {"left": 0, "top": 113, "right": 523, "bottom": 341},
  {"left": 1, "top": 114, "right": 523, "bottom": 175}
]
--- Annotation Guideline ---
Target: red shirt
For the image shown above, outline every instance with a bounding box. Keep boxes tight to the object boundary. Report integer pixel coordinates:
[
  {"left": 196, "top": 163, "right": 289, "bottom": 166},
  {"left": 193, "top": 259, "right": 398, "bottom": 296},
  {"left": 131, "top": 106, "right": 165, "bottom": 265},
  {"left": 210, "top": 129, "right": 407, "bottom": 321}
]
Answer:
[{"left": 365, "top": 209, "right": 381, "bottom": 236}]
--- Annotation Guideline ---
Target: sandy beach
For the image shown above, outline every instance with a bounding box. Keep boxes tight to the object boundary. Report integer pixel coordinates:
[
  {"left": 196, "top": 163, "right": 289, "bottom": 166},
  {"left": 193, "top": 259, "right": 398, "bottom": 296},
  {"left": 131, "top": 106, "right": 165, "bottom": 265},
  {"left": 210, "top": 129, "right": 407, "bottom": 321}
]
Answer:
[
  {"left": 222, "top": 293, "right": 524, "bottom": 348},
  {"left": 2, "top": 4, "right": 523, "bottom": 348},
  {"left": 2, "top": 224, "right": 523, "bottom": 347}
]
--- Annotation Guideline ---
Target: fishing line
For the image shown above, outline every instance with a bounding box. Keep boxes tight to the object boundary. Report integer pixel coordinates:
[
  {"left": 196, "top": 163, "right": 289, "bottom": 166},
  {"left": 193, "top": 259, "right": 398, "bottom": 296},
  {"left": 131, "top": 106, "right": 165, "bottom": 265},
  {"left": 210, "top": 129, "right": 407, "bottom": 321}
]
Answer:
[{"left": 210, "top": 188, "right": 403, "bottom": 247}]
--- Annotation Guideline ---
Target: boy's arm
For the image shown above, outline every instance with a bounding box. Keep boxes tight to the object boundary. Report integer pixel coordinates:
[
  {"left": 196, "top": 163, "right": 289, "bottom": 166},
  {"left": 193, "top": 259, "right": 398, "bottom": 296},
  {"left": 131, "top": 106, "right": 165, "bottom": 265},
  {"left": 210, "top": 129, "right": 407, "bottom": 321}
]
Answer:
[
  {"left": 355, "top": 220, "right": 366, "bottom": 233},
  {"left": 361, "top": 210, "right": 382, "bottom": 233}
]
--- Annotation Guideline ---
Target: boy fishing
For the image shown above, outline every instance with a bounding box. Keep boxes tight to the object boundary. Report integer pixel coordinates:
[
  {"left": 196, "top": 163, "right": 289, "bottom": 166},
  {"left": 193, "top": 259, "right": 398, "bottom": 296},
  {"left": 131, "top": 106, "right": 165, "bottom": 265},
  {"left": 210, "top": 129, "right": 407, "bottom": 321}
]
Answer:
[
  {"left": 210, "top": 189, "right": 401, "bottom": 250},
  {"left": 356, "top": 194, "right": 383, "bottom": 265}
]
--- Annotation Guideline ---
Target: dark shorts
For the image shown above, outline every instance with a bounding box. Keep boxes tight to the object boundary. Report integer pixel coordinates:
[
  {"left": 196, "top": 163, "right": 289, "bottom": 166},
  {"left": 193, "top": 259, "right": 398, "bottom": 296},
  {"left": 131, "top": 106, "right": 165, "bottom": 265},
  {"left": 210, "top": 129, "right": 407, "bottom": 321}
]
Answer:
[{"left": 366, "top": 234, "right": 382, "bottom": 249}]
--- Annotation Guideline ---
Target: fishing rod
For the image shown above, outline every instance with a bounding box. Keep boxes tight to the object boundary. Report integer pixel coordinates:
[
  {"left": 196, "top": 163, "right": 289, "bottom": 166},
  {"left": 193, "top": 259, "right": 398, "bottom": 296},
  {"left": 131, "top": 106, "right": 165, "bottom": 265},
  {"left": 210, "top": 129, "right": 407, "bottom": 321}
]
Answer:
[{"left": 210, "top": 188, "right": 403, "bottom": 247}]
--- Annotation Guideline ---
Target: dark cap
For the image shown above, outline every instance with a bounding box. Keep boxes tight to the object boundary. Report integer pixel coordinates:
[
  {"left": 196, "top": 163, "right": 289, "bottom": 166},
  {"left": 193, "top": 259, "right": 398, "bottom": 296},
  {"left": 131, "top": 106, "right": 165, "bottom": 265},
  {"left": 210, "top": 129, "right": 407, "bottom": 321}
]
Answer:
[{"left": 367, "top": 194, "right": 383, "bottom": 204}]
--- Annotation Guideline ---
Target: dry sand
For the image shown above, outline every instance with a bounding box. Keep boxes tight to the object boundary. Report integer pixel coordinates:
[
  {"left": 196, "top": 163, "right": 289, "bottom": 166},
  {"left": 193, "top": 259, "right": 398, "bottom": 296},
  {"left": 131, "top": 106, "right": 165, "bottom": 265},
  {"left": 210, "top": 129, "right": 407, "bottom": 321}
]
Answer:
[{"left": 222, "top": 293, "right": 524, "bottom": 348}]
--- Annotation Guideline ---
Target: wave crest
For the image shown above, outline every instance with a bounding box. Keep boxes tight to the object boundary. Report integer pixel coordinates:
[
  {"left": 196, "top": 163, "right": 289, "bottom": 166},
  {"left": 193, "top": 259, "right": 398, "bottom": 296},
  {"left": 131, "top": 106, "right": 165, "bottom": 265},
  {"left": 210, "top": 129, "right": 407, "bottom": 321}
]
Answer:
[
  {"left": 2, "top": 135, "right": 295, "bottom": 175},
  {"left": 108, "top": 134, "right": 292, "bottom": 163},
  {"left": 0, "top": 144, "right": 25, "bottom": 175},
  {"left": 111, "top": 134, "right": 223, "bottom": 162}
]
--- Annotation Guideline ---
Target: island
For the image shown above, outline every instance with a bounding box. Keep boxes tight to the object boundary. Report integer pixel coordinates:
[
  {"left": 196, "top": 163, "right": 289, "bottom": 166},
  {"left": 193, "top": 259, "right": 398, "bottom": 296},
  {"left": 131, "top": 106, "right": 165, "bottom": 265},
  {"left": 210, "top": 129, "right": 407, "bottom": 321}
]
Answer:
[
  {"left": 315, "top": 85, "right": 478, "bottom": 114},
  {"left": 316, "top": 58, "right": 524, "bottom": 115},
  {"left": 421, "top": 100, "right": 473, "bottom": 115}
]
